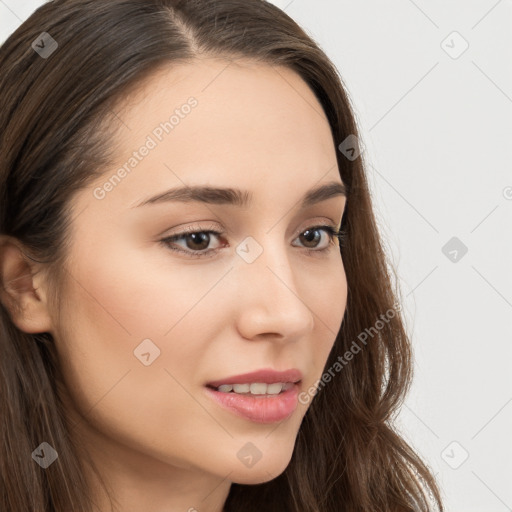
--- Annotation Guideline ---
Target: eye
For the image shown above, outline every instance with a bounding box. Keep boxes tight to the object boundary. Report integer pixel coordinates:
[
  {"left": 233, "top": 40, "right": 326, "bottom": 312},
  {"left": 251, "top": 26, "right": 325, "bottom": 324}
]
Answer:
[
  {"left": 160, "top": 225, "right": 346, "bottom": 259},
  {"left": 161, "top": 227, "right": 225, "bottom": 258},
  {"left": 294, "top": 225, "right": 341, "bottom": 251}
]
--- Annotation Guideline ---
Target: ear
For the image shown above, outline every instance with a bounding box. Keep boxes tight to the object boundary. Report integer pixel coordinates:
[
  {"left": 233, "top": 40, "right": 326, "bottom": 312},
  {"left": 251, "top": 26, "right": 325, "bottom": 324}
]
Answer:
[{"left": 0, "top": 236, "right": 54, "bottom": 334}]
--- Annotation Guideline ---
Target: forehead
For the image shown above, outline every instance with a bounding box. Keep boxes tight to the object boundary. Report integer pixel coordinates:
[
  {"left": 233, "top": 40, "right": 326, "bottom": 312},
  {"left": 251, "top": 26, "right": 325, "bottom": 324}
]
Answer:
[
  {"left": 82, "top": 57, "right": 341, "bottom": 214},
  {"left": 116, "top": 58, "right": 334, "bottom": 149}
]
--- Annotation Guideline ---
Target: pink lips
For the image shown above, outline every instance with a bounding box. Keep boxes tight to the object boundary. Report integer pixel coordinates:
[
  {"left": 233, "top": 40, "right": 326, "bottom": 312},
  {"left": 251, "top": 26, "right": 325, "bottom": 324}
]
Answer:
[
  {"left": 206, "top": 368, "right": 302, "bottom": 387},
  {"left": 204, "top": 368, "right": 302, "bottom": 424}
]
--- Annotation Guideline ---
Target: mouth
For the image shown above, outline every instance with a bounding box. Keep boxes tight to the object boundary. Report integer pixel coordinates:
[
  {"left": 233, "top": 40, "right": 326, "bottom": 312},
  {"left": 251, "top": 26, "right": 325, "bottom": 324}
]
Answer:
[
  {"left": 204, "top": 368, "right": 302, "bottom": 423},
  {"left": 206, "top": 381, "right": 296, "bottom": 395},
  {"left": 206, "top": 367, "right": 302, "bottom": 388}
]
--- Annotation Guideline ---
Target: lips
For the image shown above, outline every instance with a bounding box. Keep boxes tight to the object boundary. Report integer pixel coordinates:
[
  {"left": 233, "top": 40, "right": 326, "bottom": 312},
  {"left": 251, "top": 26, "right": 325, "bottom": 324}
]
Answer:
[
  {"left": 206, "top": 368, "right": 302, "bottom": 388},
  {"left": 204, "top": 368, "right": 302, "bottom": 423}
]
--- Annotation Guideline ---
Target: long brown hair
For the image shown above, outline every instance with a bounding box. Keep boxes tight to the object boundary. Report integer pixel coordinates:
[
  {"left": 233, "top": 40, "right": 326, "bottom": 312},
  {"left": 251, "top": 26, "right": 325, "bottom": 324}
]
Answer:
[{"left": 0, "top": 0, "right": 444, "bottom": 510}]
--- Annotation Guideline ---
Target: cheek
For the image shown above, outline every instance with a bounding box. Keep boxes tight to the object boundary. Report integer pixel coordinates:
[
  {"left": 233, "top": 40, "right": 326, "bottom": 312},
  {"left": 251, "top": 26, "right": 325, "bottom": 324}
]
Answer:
[
  {"left": 56, "top": 242, "right": 216, "bottom": 387},
  {"left": 53, "top": 254, "right": 222, "bottom": 471},
  {"left": 61, "top": 236, "right": 211, "bottom": 339},
  {"left": 53, "top": 242, "right": 203, "bottom": 420},
  {"left": 304, "top": 258, "right": 347, "bottom": 381},
  {"left": 318, "top": 257, "right": 347, "bottom": 334}
]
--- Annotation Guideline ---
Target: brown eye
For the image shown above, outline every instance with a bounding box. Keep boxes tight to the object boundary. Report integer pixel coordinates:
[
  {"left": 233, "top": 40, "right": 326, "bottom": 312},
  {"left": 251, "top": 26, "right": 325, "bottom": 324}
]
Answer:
[
  {"left": 161, "top": 225, "right": 344, "bottom": 259},
  {"left": 292, "top": 225, "right": 342, "bottom": 252},
  {"left": 161, "top": 229, "right": 225, "bottom": 258},
  {"left": 299, "top": 228, "right": 324, "bottom": 248},
  {"left": 182, "top": 232, "right": 211, "bottom": 251}
]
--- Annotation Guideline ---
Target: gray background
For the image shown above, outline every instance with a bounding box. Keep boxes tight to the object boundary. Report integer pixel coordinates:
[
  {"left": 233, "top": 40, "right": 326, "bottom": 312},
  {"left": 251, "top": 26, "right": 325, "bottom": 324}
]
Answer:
[{"left": 1, "top": 1, "right": 511, "bottom": 510}]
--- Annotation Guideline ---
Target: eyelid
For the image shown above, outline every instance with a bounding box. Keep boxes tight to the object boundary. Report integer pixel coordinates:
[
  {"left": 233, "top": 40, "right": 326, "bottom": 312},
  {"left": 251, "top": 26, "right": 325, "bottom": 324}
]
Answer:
[
  {"left": 161, "top": 217, "right": 340, "bottom": 240},
  {"left": 162, "top": 221, "right": 224, "bottom": 238},
  {"left": 293, "top": 218, "right": 341, "bottom": 237}
]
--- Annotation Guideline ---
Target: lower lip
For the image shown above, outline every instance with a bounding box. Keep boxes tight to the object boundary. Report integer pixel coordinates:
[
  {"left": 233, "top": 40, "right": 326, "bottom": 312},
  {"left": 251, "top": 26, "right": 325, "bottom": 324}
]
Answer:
[{"left": 204, "top": 384, "right": 299, "bottom": 423}]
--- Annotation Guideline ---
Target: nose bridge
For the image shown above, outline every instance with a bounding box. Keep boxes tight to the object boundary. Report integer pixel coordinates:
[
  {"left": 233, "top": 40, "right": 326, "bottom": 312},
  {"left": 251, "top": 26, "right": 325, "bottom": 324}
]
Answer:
[{"left": 233, "top": 232, "right": 315, "bottom": 339}]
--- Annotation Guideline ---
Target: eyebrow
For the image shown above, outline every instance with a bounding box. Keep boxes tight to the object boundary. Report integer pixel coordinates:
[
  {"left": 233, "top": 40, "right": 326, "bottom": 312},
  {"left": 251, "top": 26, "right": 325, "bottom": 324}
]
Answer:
[{"left": 133, "top": 180, "right": 348, "bottom": 209}]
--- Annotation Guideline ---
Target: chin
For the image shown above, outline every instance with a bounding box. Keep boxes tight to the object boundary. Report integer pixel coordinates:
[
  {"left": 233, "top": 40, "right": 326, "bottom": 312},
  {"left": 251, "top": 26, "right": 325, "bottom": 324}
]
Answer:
[{"left": 228, "top": 450, "right": 294, "bottom": 485}]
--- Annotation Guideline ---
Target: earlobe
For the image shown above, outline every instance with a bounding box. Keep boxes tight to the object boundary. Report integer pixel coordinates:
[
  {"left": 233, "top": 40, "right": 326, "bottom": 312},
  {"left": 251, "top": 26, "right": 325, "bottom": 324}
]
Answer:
[{"left": 0, "top": 237, "right": 53, "bottom": 334}]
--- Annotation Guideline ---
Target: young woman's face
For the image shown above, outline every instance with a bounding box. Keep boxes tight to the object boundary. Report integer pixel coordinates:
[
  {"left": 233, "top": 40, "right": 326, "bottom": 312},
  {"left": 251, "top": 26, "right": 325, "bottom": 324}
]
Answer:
[{"left": 51, "top": 58, "right": 347, "bottom": 488}]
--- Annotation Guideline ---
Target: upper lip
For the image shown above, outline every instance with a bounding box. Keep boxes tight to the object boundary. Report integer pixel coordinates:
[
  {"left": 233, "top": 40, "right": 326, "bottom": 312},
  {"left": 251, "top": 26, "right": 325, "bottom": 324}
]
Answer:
[{"left": 206, "top": 368, "right": 302, "bottom": 388}]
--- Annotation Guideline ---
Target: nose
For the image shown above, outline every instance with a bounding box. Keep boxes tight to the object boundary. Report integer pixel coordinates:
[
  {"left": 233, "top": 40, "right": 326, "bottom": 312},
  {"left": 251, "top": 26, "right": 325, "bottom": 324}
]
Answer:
[{"left": 233, "top": 240, "right": 315, "bottom": 342}]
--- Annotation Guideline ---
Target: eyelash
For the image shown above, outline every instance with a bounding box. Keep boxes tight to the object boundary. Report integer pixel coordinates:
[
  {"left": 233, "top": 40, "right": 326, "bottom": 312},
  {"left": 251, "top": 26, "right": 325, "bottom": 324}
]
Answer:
[{"left": 160, "top": 224, "right": 346, "bottom": 259}]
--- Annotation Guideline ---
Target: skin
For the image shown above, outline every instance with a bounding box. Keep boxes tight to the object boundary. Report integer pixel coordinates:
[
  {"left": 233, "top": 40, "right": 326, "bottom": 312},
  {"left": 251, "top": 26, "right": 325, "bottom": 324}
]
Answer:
[{"left": 1, "top": 57, "right": 347, "bottom": 512}]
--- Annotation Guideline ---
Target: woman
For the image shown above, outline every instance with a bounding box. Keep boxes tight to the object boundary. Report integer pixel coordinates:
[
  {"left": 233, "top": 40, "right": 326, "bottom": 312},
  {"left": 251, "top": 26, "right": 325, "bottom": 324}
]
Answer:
[{"left": 0, "top": 0, "right": 444, "bottom": 510}]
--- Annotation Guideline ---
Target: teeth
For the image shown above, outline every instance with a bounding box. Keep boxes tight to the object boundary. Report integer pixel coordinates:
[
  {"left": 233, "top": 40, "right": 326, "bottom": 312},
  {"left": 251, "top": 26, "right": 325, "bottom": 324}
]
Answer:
[
  {"left": 250, "top": 383, "right": 267, "bottom": 395},
  {"left": 233, "top": 383, "right": 250, "bottom": 393},
  {"left": 266, "top": 383, "right": 283, "bottom": 394},
  {"left": 215, "top": 382, "right": 290, "bottom": 395}
]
